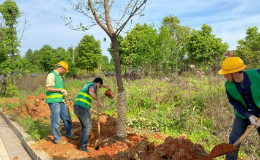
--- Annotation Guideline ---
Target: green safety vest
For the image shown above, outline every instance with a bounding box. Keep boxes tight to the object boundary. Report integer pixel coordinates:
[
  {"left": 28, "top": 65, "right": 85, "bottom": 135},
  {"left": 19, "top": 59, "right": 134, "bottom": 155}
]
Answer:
[
  {"left": 46, "top": 71, "right": 64, "bottom": 103},
  {"left": 225, "top": 69, "right": 260, "bottom": 119},
  {"left": 74, "top": 82, "right": 96, "bottom": 109}
]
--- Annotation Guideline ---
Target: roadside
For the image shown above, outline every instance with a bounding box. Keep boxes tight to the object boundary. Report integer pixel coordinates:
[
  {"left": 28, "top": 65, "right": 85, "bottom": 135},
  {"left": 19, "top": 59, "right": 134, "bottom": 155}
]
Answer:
[{"left": 0, "top": 113, "right": 32, "bottom": 160}]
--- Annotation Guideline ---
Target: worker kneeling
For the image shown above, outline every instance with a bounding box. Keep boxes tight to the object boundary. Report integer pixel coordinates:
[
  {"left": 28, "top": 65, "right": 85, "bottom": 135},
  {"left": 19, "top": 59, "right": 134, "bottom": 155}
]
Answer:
[
  {"left": 73, "top": 78, "right": 109, "bottom": 153},
  {"left": 218, "top": 57, "right": 260, "bottom": 160}
]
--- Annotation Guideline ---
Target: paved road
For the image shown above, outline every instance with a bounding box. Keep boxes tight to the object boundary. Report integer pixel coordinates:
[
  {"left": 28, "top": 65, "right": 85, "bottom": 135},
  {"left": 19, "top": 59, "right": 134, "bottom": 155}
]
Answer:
[
  {"left": 0, "top": 116, "right": 32, "bottom": 160},
  {"left": 0, "top": 135, "right": 10, "bottom": 160}
]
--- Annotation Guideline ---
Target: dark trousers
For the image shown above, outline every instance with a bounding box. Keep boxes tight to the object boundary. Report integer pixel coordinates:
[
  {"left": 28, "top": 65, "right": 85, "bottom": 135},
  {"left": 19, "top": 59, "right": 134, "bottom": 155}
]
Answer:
[
  {"left": 226, "top": 114, "right": 260, "bottom": 160},
  {"left": 74, "top": 105, "right": 92, "bottom": 150}
]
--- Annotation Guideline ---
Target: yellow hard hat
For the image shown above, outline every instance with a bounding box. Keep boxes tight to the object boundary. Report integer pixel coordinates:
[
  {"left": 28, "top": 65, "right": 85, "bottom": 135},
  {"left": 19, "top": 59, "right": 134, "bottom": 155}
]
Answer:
[
  {"left": 57, "top": 61, "right": 69, "bottom": 72},
  {"left": 218, "top": 57, "right": 246, "bottom": 74}
]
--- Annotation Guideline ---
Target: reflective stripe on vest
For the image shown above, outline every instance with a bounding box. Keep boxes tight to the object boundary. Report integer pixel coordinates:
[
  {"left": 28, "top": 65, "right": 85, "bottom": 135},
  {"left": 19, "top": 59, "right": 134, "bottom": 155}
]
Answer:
[
  {"left": 74, "top": 82, "right": 95, "bottom": 109},
  {"left": 46, "top": 71, "right": 64, "bottom": 103}
]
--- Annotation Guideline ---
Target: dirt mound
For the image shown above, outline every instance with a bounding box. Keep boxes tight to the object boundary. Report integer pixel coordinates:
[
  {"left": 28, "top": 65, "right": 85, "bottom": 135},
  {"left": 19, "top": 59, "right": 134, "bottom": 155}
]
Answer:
[
  {"left": 32, "top": 113, "right": 213, "bottom": 160},
  {"left": 124, "top": 135, "right": 210, "bottom": 160},
  {"left": 1, "top": 95, "right": 229, "bottom": 159},
  {"left": 6, "top": 94, "right": 50, "bottom": 119},
  {"left": 0, "top": 98, "right": 20, "bottom": 105},
  {"left": 4, "top": 94, "right": 75, "bottom": 120}
]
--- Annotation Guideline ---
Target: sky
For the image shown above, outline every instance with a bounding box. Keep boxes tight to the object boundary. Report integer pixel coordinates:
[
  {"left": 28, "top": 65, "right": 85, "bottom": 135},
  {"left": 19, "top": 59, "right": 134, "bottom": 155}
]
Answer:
[{"left": 8, "top": 0, "right": 260, "bottom": 59}]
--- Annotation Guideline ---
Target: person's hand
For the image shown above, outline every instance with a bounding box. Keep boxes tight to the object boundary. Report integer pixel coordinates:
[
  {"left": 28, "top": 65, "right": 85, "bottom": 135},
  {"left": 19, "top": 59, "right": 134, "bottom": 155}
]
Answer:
[
  {"left": 61, "top": 89, "right": 67, "bottom": 97},
  {"left": 104, "top": 85, "right": 110, "bottom": 89},
  {"left": 249, "top": 115, "right": 260, "bottom": 127}
]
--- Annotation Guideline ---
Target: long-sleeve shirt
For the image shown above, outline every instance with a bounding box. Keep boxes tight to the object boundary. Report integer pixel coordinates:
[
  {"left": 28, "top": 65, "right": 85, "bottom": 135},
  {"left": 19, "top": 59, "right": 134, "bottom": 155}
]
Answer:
[{"left": 226, "top": 69, "right": 260, "bottom": 118}]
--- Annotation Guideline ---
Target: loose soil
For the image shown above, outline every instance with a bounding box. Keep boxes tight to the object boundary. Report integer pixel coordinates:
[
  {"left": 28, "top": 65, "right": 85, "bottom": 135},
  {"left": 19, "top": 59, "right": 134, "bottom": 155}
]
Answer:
[
  {"left": 0, "top": 98, "right": 20, "bottom": 105},
  {"left": 2, "top": 95, "right": 234, "bottom": 160}
]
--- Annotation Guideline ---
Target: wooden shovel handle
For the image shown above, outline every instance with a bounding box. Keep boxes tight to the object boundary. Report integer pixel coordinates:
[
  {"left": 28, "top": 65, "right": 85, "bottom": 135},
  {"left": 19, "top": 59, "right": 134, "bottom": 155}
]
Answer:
[
  {"left": 63, "top": 96, "right": 72, "bottom": 122},
  {"left": 233, "top": 124, "right": 256, "bottom": 146},
  {"left": 96, "top": 87, "right": 100, "bottom": 139},
  {"left": 90, "top": 109, "right": 101, "bottom": 115}
]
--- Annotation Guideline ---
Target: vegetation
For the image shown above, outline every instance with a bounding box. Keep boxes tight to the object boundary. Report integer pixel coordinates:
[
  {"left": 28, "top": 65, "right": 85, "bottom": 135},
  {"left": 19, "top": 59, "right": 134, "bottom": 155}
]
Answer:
[
  {"left": 1, "top": 74, "right": 260, "bottom": 159},
  {"left": 0, "top": 0, "right": 260, "bottom": 159}
]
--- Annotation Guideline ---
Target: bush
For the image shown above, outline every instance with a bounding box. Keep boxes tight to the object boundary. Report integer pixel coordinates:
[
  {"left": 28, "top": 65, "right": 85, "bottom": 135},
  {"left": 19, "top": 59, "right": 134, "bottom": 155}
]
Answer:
[{"left": 7, "top": 84, "right": 18, "bottom": 97}]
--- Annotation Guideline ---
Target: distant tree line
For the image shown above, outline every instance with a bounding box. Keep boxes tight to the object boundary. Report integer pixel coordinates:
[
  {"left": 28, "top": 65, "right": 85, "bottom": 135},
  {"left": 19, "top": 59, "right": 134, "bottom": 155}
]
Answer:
[{"left": 1, "top": 0, "right": 260, "bottom": 97}]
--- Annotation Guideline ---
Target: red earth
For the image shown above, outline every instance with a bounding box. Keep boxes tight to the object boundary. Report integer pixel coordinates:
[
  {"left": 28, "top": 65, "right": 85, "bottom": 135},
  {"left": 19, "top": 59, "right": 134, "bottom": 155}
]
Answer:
[{"left": 3, "top": 95, "right": 236, "bottom": 160}]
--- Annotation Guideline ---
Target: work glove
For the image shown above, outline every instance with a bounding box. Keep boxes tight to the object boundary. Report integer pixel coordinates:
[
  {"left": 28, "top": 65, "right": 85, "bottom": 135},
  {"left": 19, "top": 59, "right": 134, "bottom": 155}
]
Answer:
[
  {"left": 249, "top": 115, "right": 260, "bottom": 128},
  {"left": 61, "top": 89, "right": 67, "bottom": 97}
]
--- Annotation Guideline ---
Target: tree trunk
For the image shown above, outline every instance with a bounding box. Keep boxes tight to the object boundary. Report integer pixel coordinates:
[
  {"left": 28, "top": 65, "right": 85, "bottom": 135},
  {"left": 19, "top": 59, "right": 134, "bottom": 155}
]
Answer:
[
  {"left": 11, "top": 23, "right": 15, "bottom": 86},
  {"left": 111, "top": 34, "right": 126, "bottom": 141}
]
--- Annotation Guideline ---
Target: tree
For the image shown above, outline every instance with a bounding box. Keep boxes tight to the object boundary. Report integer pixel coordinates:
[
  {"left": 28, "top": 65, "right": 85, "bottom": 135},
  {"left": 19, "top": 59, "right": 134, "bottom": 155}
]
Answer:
[
  {"left": 39, "top": 45, "right": 56, "bottom": 72},
  {"left": 0, "top": 0, "right": 21, "bottom": 85},
  {"left": 186, "top": 24, "right": 228, "bottom": 72},
  {"left": 101, "top": 55, "right": 110, "bottom": 72},
  {"left": 0, "top": 24, "right": 8, "bottom": 65},
  {"left": 236, "top": 26, "right": 260, "bottom": 69},
  {"left": 22, "top": 49, "right": 40, "bottom": 74},
  {"left": 121, "top": 23, "right": 158, "bottom": 74},
  {"left": 161, "top": 15, "right": 191, "bottom": 74},
  {"left": 74, "top": 35, "right": 101, "bottom": 73},
  {"left": 64, "top": 0, "right": 148, "bottom": 140}
]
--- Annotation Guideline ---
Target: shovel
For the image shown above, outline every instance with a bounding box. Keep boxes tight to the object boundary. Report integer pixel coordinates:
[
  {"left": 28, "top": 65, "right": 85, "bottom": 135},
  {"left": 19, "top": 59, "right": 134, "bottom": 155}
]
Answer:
[
  {"left": 94, "top": 86, "right": 102, "bottom": 150},
  {"left": 64, "top": 96, "right": 72, "bottom": 123},
  {"left": 89, "top": 108, "right": 101, "bottom": 115},
  {"left": 210, "top": 124, "right": 256, "bottom": 158}
]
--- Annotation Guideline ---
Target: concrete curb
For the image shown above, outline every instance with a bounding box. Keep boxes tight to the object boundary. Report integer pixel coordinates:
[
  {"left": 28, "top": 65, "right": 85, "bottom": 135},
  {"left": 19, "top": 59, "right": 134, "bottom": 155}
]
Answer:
[{"left": 0, "top": 108, "right": 52, "bottom": 160}]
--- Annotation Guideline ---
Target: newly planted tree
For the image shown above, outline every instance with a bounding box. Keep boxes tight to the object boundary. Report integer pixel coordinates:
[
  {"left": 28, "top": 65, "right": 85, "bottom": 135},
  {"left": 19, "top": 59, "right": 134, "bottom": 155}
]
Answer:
[{"left": 64, "top": 0, "right": 148, "bottom": 140}]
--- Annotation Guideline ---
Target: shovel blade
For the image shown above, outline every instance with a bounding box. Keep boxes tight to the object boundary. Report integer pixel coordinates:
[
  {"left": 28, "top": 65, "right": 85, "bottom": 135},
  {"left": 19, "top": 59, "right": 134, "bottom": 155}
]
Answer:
[
  {"left": 94, "top": 139, "right": 102, "bottom": 150},
  {"left": 209, "top": 143, "right": 237, "bottom": 158}
]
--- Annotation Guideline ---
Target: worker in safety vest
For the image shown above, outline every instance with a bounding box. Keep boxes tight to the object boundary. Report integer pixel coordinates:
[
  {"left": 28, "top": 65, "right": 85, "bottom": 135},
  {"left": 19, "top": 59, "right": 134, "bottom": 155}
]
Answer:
[
  {"left": 46, "top": 61, "right": 78, "bottom": 145},
  {"left": 74, "top": 78, "right": 109, "bottom": 153},
  {"left": 218, "top": 57, "right": 260, "bottom": 160}
]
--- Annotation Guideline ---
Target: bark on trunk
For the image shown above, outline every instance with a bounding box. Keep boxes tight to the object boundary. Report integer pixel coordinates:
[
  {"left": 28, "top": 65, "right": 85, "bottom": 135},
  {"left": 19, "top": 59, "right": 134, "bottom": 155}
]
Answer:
[
  {"left": 11, "top": 23, "right": 15, "bottom": 86},
  {"left": 111, "top": 34, "right": 126, "bottom": 141}
]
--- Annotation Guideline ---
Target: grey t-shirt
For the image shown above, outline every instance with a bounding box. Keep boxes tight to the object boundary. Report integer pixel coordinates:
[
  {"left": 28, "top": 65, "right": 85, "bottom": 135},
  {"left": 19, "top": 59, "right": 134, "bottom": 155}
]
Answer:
[{"left": 87, "top": 84, "right": 97, "bottom": 94}]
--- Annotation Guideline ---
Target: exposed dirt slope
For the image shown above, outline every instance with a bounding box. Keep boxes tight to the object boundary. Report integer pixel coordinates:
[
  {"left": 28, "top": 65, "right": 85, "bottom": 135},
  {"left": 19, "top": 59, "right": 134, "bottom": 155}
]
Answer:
[{"left": 3, "top": 95, "right": 233, "bottom": 159}]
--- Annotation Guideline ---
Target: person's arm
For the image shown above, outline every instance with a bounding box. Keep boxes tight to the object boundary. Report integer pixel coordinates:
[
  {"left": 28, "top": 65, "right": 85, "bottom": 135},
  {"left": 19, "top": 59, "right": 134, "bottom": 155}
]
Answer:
[
  {"left": 100, "top": 84, "right": 109, "bottom": 89},
  {"left": 226, "top": 90, "right": 253, "bottom": 118},
  {"left": 89, "top": 86, "right": 101, "bottom": 108},
  {"left": 45, "top": 73, "right": 64, "bottom": 93},
  {"left": 46, "top": 87, "right": 62, "bottom": 92},
  {"left": 89, "top": 87, "right": 97, "bottom": 100}
]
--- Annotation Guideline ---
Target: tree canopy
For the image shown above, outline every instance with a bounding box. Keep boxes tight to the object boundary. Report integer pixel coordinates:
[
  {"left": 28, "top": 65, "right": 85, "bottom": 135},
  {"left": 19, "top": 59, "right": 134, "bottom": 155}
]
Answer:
[{"left": 235, "top": 26, "right": 260, "bottom": 68}]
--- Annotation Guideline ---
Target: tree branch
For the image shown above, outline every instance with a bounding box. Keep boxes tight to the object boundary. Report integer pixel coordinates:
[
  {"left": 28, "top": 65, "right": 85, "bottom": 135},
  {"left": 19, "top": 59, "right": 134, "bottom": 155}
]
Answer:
[
  {"left": 88, "top": 0, "right": 111, "bottom": 36},
  {"left": 116, "top": 0, "right": 147, "bottom": 35},
  {"left": 104, "top": 0, "right": 114, "bottom": 33},
  {"left": 18, "top": 17, "right": 29, "bottom": 42}
]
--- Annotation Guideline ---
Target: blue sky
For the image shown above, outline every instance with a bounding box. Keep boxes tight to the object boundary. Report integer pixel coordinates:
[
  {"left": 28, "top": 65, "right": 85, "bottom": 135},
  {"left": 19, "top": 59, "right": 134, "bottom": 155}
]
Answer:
[{"left": 12, "top": 0, "right": 260, "bottom": 59}]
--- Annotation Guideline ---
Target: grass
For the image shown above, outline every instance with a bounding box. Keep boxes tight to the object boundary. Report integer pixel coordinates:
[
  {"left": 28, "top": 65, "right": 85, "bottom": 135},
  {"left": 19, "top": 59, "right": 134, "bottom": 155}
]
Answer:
[
  {"left": 14, "top": 116, "right": 52, "bottom": 141},
  {"left": 1, "top": 74, "right": 259, "bottom": 159}
]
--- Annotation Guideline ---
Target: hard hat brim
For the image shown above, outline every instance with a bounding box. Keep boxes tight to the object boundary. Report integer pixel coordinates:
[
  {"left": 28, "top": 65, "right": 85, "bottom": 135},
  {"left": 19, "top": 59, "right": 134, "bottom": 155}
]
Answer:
[
  {"left": 218, "top": 69, "right": 225, "bottom": 75},
  {"left": 218, "top": 65, "right": 246, "bottom": 75}
]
